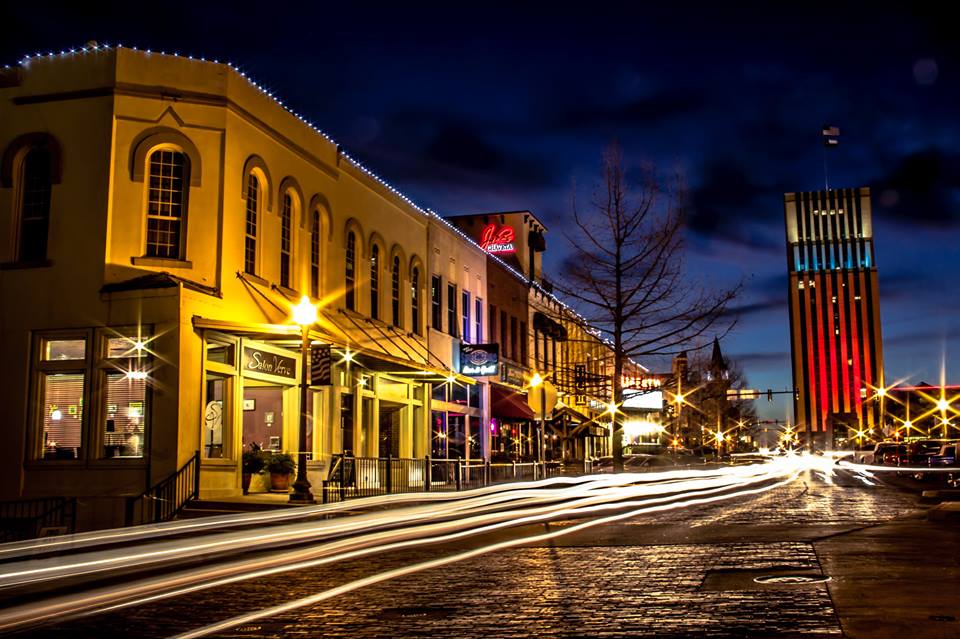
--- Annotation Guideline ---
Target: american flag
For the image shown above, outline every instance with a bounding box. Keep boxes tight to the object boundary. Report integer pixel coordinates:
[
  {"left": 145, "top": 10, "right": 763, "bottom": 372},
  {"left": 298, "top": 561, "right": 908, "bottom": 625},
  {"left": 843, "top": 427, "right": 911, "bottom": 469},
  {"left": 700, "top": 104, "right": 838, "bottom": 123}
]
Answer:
[{"left": 822, "top": 125, "right": 840, "bottom": 146}]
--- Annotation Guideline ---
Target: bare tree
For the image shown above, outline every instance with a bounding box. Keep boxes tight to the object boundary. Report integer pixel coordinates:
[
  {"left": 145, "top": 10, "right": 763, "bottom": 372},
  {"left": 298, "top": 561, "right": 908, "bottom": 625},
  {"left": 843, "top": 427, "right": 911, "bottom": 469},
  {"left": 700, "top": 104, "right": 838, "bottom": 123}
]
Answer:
[{"left": 555, "top": 142, "right": 741, "bottom": 470}]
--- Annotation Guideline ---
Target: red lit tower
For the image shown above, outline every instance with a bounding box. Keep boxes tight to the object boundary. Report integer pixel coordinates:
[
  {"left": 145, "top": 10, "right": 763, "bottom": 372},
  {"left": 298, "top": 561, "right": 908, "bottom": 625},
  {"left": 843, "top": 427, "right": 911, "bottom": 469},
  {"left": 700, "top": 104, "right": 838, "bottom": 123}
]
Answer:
[{"left": 784, "top": 187, "right": 884, "bottom": 449}]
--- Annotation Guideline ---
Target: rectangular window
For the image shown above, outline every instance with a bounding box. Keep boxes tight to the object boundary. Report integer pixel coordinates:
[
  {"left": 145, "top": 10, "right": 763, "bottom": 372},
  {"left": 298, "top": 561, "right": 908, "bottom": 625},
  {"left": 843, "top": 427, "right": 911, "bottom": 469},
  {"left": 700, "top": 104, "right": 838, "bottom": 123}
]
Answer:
[
  {"left": 462, "top": 290, "right": 471, "bottom": 343},
  {"left": 145, "top": 150, "right": 187, "bottom": 259},
  {"left": 310, "top": 212, "right": 320, "bottom": 299},
  {"left": 35, "top": 335, "right": 89, "bottom": 460},
  {"left": 500, "top": 310, "right": 508, "bottom": 358},
  {"left": 474, "top": 298, "right": 483, "bottom": 343},
  {"left": 103, "top": 372, "right": 146, "bottom": 458},
  {"left": 203, "top": 372, "right": 228, "bottom": 459},
  {"left": 510, "top": 316, "right": 519, "bottom": 361},
  {"left": 280, "top": 194, "right": 292, "bottom": 288},
  {"left": 101, "top": 332, "right": 151, "bottom": 459},
  {"left": 431, "top": 275, "right": 443, "bottom": 330},
  {"left": 489, "top": 304, "right": 497, "bottom": 345},
  {"left": 520, "top": 320, "right": 528, "bottom": 365},
  {"left": 447, "top": 283, "right": 458, "bottom": 337},
  {"left": 244, "top": 175, "right": 258, "bottom": 275},
  {"left": 40, "top": 372, "right": 85, "bottom": 460}
]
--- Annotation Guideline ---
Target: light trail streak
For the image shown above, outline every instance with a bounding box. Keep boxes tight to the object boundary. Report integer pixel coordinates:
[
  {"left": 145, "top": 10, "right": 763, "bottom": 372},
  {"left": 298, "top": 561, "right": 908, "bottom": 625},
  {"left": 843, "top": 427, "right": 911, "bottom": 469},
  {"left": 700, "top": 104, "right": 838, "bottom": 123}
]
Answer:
[
  {"left": 174, "top": 470, "right": 803, "bottom": 639},
  {"left": 0, "top": 467, "right": 765, "bottom": 590},
  {"left": 0, "top": 475, "right": 621, "bottom": 560},
  {"left": 0, "top": 469, "right": 760, "bottom": 589},
  {"left": 7, "top": 471, "right": 768, "bottom": 631},
  {"left": 0, "top": 463, "right": 796, "bottom": 632}
]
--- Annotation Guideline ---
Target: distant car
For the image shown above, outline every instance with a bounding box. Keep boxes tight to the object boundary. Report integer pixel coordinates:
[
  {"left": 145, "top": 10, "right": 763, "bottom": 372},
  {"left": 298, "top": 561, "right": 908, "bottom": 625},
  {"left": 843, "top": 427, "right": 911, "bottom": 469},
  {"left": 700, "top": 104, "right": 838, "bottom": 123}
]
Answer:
[
  {"left": 905, "top": 440, "right": 946, "bottom": 466},
  {"left": 929, "top": 444, "right": 958, "bottom": 467},
  {"left": 876, "top": 443, "right": 907, "bottom": 465},
  {"left": 858, "top": 442, "right": 904, "bottom": 465}
]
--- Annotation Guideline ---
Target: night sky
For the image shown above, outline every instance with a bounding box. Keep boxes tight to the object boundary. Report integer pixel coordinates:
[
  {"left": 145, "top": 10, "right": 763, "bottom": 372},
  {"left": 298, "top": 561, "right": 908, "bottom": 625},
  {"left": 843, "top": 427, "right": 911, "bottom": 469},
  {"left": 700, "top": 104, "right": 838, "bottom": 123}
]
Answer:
[{"left": 4, "top": 2, "right": 959, "bottom": 420}]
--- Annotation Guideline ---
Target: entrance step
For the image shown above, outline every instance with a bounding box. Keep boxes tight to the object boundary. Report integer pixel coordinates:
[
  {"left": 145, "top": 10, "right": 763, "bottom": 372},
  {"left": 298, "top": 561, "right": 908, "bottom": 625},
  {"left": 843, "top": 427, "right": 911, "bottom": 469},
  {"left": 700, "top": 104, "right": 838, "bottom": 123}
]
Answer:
[{"left": 179, "top": 496, "right": 300, "bottom": 519}]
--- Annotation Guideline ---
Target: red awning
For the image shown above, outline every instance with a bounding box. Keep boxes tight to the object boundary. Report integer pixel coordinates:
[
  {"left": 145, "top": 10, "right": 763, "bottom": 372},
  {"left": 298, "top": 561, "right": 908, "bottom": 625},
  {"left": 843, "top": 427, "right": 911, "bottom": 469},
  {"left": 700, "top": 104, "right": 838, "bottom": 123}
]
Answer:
[{"left": 491, "top": 385, "right": 535, "bottom": 420}]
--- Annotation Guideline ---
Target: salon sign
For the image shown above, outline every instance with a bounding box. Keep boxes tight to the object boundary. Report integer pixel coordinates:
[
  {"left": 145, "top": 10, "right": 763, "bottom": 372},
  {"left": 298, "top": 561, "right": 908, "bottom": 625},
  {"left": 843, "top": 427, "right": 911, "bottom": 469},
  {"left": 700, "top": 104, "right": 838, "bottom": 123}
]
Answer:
[{"left": 242, "top": 346, "right": 297, "bottom": 381}]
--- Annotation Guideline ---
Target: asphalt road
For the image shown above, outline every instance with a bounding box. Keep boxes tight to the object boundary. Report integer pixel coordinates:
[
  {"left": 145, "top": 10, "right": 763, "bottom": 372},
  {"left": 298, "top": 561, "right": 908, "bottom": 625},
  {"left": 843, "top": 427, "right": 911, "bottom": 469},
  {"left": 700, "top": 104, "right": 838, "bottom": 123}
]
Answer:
[{"left": 10, "top": 467, "right": 958, "bottom": 639}]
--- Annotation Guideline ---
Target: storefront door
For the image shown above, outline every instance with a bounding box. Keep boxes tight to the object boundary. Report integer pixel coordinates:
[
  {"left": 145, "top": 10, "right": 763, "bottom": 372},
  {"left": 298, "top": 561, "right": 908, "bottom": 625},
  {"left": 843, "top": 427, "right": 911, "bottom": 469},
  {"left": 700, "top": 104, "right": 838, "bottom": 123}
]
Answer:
[{"left": 242, "top": 383, "right": 284, "bottom": 452}]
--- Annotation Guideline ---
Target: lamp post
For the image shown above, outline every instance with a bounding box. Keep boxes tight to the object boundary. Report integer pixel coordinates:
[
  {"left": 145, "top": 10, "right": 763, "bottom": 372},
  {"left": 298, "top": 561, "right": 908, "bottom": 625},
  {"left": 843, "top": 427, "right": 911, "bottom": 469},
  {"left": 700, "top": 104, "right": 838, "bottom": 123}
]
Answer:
[
  {"left": 290, "top": 296, "right": 318, "bottom": 504},
  {"left": 529, "top": 373, "right": 546, "bottom": 469}
]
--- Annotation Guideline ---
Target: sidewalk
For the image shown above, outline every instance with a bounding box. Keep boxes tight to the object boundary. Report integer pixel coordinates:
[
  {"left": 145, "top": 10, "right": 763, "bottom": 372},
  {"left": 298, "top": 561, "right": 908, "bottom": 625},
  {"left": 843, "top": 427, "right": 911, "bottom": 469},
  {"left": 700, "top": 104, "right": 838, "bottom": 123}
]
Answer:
[{"left": 815, "top": 508, "right": 960, "bottom": 638}]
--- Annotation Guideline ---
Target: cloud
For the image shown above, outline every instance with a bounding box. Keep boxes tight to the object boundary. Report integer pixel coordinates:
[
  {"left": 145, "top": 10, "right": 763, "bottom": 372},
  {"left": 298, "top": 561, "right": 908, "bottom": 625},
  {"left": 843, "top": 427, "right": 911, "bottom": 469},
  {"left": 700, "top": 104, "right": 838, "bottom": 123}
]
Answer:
[
  {"left": 872, "top": 148, "right": 960, "bottom": 226},
  {"left": 720, "top": 298, "right": 787, "bottom": 320},
  {"left": 686, "top": 160, "right": 785, "bottom": 250},
  {"left": 550, "top": 89, "right": 706, "bottom": 131},
  {"left": 732, "top": 351, "right": 790, "bottom": 368}
]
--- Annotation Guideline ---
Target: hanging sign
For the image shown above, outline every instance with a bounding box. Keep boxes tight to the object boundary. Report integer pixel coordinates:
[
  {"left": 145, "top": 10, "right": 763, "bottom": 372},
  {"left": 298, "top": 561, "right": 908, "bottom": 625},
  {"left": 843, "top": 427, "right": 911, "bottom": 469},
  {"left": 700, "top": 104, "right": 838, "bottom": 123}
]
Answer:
[
  {"left": 460, "top": 343, "right": 499, "bottom": 377},
  {"left": 479, "top": 224, "right": 516, "bottom": 254}
]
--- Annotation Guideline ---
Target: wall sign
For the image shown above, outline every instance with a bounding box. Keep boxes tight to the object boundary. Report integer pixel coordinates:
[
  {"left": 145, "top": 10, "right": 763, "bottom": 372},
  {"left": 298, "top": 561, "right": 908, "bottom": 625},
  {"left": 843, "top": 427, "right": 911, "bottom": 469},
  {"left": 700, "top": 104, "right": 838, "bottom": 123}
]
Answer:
[
  {"left": 479, "top": 224, "right": 516, "bottom": 254},
  {"left": 460, "top": 343, "right": 499, "bottom": 377},
  {"left": 242, "top": 346, "right": 297, "bottom": 381}
]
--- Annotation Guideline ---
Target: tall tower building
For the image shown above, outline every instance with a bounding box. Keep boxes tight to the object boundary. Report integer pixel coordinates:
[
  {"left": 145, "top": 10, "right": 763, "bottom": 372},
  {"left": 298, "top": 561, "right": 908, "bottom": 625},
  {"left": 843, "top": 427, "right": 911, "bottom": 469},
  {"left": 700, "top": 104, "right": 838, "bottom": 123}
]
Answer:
[{"left": 784, "top": 187, "right": 884, "bottom": 448}]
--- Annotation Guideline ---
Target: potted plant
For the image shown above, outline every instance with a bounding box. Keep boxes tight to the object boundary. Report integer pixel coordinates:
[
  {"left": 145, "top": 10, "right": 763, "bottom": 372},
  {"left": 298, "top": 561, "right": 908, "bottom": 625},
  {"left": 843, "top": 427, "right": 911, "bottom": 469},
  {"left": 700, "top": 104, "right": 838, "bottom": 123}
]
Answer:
[
  {"left": 265, "top": 452, "right": 296, "bottom": 492},
  {"left": 241, "top": 443, "right": 266, "bottom": 494}
]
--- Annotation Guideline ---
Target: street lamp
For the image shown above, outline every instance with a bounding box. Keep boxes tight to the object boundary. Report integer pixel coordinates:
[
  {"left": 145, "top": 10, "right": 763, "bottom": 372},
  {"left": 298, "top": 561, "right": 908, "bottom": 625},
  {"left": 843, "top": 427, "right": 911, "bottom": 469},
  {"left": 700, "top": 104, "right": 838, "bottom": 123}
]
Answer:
[
  {"left": 290, "top": 296, "right": 318, "bottom": 504},
  {"left": 529, "top": 373, "right": 546, "bottom": 470}
]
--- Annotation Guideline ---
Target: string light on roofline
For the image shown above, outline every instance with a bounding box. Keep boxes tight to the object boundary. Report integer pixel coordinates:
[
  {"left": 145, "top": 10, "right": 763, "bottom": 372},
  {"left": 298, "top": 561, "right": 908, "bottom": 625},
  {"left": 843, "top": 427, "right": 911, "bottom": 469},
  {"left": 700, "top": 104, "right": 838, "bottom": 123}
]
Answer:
[{"left": 13, "top": 43, "right": 642, "bottom": 368}]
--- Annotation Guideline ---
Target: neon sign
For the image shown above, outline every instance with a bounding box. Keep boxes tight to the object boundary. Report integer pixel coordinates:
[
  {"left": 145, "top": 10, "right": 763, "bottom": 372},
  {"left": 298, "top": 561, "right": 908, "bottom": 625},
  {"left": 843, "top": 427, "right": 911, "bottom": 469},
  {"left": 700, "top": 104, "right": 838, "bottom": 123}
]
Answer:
[{"left": 479, "top": 224, "right": 516, "bottom": 254}]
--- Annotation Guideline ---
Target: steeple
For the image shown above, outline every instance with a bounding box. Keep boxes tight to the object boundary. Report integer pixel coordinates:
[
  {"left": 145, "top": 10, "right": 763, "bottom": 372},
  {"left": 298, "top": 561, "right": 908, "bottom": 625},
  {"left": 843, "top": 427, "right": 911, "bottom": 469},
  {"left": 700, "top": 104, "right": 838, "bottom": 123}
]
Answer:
[{"left": 710, "top": 337, "right": 728, "bottom": 378}]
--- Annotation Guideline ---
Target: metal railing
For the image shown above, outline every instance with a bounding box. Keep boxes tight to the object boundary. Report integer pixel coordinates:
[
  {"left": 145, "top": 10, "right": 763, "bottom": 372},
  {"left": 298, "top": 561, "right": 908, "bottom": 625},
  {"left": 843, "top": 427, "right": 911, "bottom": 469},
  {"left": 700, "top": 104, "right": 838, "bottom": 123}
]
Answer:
[
  {"left": 0, "top": 497, "right": 77, "bottom": 542},
  {"left": 322, "top": 455, "right": 579, "bottom": 503},
  {"left": 126, "top": 450, "right": 200, "bottom": 526}
]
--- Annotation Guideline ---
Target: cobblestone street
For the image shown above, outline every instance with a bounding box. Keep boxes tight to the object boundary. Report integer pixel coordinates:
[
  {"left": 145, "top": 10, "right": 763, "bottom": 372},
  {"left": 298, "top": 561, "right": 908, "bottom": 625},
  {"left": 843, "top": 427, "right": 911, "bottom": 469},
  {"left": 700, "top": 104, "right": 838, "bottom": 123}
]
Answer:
[{"left": 17, "top": 469, "right": 935, "bottom": 639}]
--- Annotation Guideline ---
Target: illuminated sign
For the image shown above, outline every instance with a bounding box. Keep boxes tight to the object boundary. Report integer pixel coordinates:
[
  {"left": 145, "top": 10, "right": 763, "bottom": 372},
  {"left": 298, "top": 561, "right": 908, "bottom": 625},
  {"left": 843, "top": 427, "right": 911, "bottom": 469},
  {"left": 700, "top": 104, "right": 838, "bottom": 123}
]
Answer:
[
  {"left": 479, "top": 224, "right": 516, "bottom": 254},
  {"left": 461, "top": 343, "right": 499, "bottom": 377}
]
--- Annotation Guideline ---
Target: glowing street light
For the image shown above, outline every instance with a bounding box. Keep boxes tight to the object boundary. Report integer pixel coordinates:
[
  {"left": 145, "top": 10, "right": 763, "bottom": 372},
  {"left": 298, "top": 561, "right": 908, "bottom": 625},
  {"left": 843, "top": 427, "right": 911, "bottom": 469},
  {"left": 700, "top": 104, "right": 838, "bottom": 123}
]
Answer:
[
  {"left": 528, "top": 372, "right": 547, "bottom": 470},
  {"left": 290, "top": 296, "right": 318, "bottom": 504}
]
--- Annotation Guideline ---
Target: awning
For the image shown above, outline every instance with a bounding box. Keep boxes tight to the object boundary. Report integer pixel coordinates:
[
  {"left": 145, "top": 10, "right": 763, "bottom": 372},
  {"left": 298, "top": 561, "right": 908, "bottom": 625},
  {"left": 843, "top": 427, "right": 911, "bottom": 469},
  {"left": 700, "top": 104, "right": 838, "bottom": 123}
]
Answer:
[
  {"left": 553, "top": 402, "right": 591, "bottom": 423},
  {"left": 491, "top": 384, "right": 535, "bottom": 420}
]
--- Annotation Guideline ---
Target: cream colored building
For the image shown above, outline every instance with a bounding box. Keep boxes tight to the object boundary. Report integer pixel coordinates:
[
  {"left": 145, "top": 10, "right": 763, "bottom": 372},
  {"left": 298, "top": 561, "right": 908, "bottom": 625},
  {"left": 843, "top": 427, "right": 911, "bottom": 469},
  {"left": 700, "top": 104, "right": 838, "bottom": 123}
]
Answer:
[{"left": 0, "top": 46, "right": 478, "bottom": 529}]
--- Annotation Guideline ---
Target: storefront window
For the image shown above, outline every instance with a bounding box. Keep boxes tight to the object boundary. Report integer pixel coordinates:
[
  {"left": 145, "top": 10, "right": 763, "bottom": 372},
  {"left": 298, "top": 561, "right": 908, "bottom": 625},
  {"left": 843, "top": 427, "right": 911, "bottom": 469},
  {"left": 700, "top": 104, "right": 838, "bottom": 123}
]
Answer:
[
  {"left": 103, "top": 372, "right": 145, "bottom": 458},
  {"left": 468, "top": 384, "right": 482, "bottom": 409},
  {"left": 45, "top": 339, "right": 86, "bottom": 361},
  {"left": 450, "top": 381, "right": 468, "bottom": 406},
  {"left": 431, "top": 382, "right": 447, "bottom": 403},
  {"left": 41, "top": 372, "right": 84, "bottom": 459},
  {"left": 206, "top": 342, "right": 235, "bottom": 365},
  {"left": 431, "top": 411, "right": 447, "bottom": 458},
  {"left": 106, "top": 336, "right": 148, "bottom": 359},
  {"left": 447, "top": 414, "right": 466, "bottom": 459},
  {"left": 204, "top": 373, "right": 228, "bottom": 458}
]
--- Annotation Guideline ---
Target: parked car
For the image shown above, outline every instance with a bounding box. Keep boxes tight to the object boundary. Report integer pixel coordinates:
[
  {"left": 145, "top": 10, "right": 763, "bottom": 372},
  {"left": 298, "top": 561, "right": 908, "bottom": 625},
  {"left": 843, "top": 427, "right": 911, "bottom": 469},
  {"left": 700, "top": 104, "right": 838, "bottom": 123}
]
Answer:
[
  {"left": 861, "top": 442, "right": 905, "bottom": 465},
  {"left": 904, "top": 440, "right": 948, "bottom": 466},
  {"left": 929, "top": 444, "right": 958, "bottom": 467}
]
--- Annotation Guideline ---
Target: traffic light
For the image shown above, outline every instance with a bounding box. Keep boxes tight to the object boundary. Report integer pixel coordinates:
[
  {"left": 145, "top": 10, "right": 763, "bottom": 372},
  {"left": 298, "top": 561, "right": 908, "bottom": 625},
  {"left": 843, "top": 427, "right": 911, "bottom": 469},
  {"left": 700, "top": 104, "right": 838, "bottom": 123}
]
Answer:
[{"left": 767, "top": 389, "right": 773, "bottom": 402}]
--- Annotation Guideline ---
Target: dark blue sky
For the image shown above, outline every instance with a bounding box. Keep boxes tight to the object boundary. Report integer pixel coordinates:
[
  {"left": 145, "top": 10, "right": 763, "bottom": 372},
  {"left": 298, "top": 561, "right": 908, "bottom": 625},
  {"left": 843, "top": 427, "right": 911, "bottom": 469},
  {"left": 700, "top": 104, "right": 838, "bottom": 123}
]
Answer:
[{"left": 4, "top": 2, "right": 959, "bottom": 419}]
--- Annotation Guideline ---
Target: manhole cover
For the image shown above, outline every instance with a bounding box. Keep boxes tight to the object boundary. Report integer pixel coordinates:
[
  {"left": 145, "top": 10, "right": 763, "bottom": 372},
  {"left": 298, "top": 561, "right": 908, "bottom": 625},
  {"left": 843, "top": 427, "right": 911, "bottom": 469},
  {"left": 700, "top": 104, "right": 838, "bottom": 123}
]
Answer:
[
  {"left": 754, "top": 574, "right": 831, "bottom": 584},
  {"left": 381, "top": 606, "right": 456, "bottom": 620}
]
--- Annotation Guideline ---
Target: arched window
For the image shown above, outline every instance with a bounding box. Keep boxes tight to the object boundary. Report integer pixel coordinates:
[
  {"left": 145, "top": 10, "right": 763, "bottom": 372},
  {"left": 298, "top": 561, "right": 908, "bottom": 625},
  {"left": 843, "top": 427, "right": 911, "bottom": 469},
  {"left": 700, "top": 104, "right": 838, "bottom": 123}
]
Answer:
[
  {"left": 391, "top": 256, "right": 402, "bottom": 328},
  {"left": 145, "top": 149, "right": 189, "bottom": 259},
  {"left": 17, "top": 147, "right": 53, "bottom": 262},
  {"left": 310, "top": 210, "right": 320, "bottom": 299},
  {"left": 279, "top": 192, "right": 293, "bottom": 288},
  {"left": 370, "top": 245, "right": 380, "bottom": 320},
  {"left": 345, "top": 231, "right": 356, "bottom": 310},
  {"left": 410, "top": 267, "right": 421, "bottom": 335},
  {"left": 244, "top": 174, "right": 259, "bottom": 275}
]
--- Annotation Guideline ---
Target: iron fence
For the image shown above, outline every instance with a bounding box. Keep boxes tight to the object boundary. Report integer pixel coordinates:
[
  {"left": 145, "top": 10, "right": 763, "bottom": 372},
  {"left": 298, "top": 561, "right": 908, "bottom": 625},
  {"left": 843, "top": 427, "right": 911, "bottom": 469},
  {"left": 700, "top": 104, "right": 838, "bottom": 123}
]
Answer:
[
  {"left": 126, "top": 450, "right": 200, "bottom": 526},
  {"left": 322, "top": 455, "right": 591, "bottom": 503},
  {"left": 0, "top": 497, "right": 77, "bottom": 542}
]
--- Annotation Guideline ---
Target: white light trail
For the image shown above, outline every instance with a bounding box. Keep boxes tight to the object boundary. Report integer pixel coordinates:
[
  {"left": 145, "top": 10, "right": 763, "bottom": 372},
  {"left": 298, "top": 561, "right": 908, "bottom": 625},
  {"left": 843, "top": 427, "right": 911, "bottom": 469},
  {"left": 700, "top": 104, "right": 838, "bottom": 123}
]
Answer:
[{"left": 174, "top": 470, "right": 802, "bottom": 639}]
